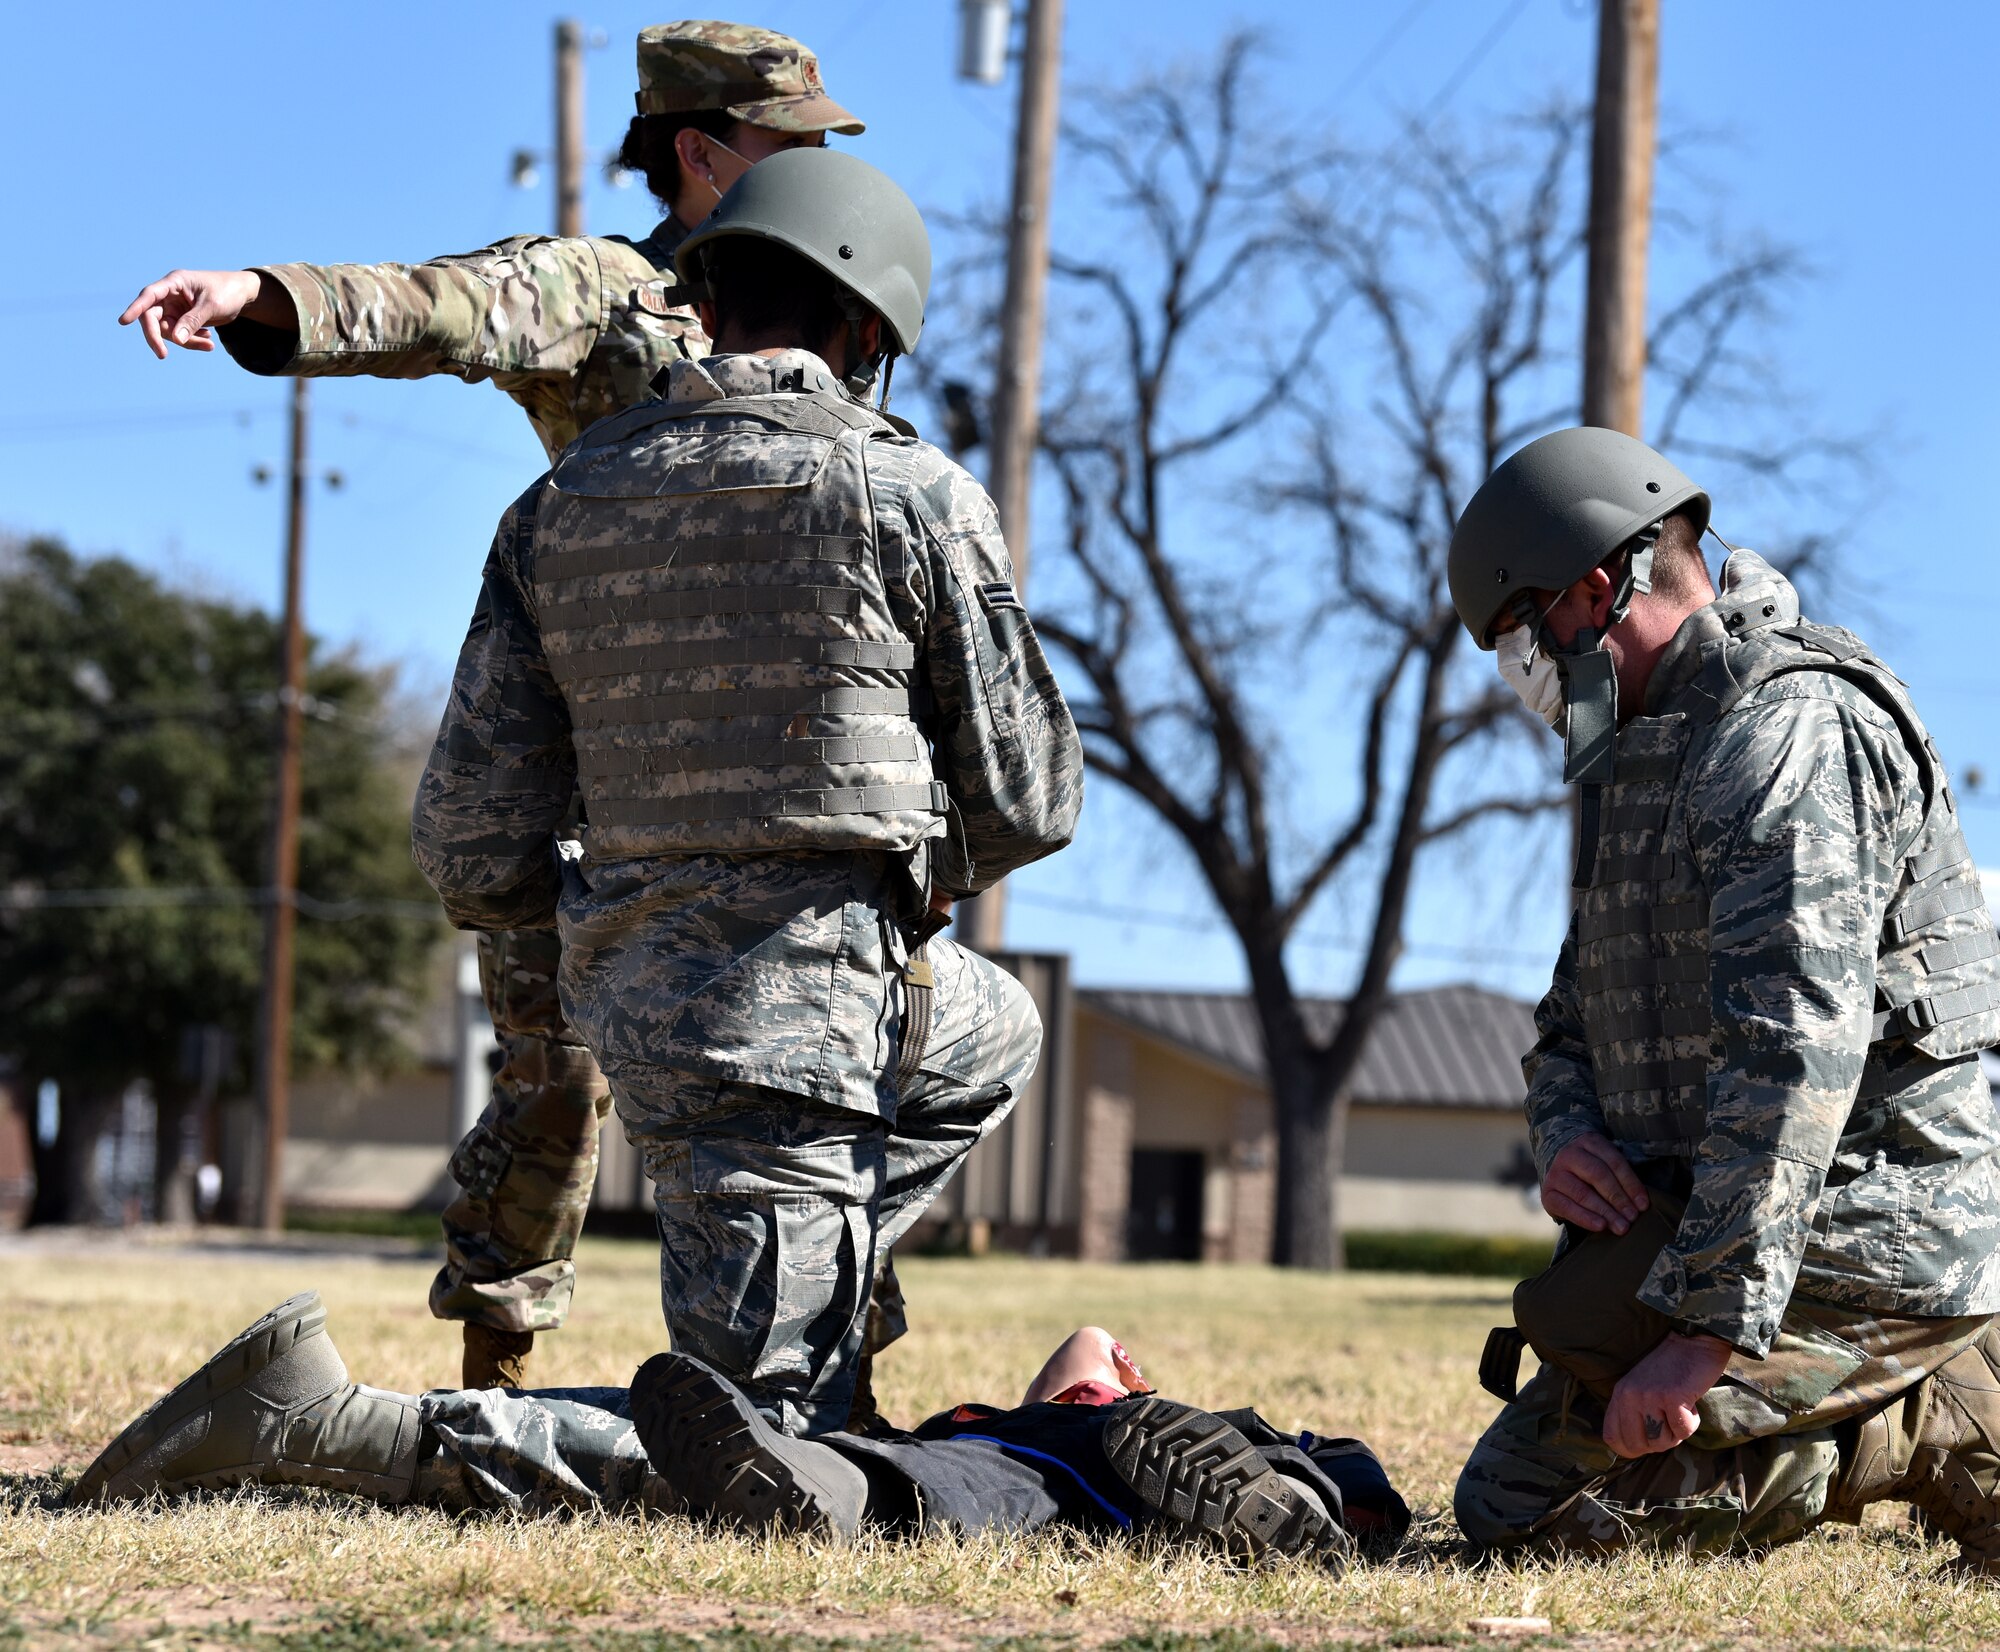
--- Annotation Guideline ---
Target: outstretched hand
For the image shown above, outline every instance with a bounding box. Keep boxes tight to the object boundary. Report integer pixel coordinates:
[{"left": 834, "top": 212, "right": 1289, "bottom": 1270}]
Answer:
[
  {"left": 1603, "top": 1331, "right": 1734, "bottom": 1458},
  {"left": 118, "top": 269, "right": 269, "bottom": 359},
  {"left": 1541, "top": 1129, "right": 1649, "bottom": 1234}
]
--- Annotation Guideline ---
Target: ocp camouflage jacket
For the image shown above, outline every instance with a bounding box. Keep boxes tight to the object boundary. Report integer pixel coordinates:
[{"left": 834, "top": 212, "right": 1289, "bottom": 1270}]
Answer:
[{"left": 218, "top": 220, "right": 702, "bottom": 459}]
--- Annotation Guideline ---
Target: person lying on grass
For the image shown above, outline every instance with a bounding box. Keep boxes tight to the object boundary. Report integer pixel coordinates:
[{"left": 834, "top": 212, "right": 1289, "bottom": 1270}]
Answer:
[{"left": 70, "top": 1293, "right": 1406, "bottom": 1565}]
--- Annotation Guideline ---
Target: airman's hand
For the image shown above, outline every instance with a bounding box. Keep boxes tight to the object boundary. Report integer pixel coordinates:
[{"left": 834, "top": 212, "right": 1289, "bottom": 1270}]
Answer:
[
  {"left": 1603, "top": 1331, "right": 1733, "bottom": 1458},
  {"left": 1541, "top": 1129, "right": 1648, "bottom": 1234},
  {"left": 119, "top": 269, "right": 274, "bottom": 359}
]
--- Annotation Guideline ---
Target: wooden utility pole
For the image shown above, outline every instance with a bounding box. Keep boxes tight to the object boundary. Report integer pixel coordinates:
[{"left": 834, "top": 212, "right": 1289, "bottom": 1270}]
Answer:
[
  {"left": 1573, "top": 0, "right": 1660, "bottom": 885},
  {"left": 1582, "top": 0, "right": 1659, "bottom": 434},
  {"left": 253, "top": 377, "right": 309, "bottom": 1234},
  {"left": 959, "top": 0, "right": 1064, "bottom": 957},
  {"left": 555, "top": 19, "right": 586, "bottom": 238}
]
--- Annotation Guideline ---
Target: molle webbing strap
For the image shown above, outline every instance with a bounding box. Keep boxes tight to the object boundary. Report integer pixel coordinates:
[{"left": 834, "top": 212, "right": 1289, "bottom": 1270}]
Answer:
[
  {"left": 1900, "top": 980, "right": 2000, "bottom": 1035},
  {"left": 896, "top": 944, "right": 936, "bottom": 1088},
  {"left": 572, "top": 684, "right": 920, "bottom": 727},
  {"left": 1907, "top": 841, "right": 1964, "bottom": 883},
  {"left": 588, "top": 779, "right": 948, "bottom": 829},
  {"left": 1886, "top": 873, "right": 1988, "bottom": 943},
  {"left": 1919, "top": 928, "right": 2000, "bottom": 973},
  {"left": 583, "top": 733, "right": 928, "bottom": 776},
  {"left": 1599, "top": 1101, "right": 1708, "bottom": 1142},
  {"left": 1611, "top": 750, "right": 1681, "bottom": 782},
  {"left": 536, "top": 535, "right": 869, "bottom": 584},
  {"left": 1603, "top": 801, "right": 1672, "bottom": 835},
  {"left": 550, "top": 635, "right": 917, "bottom": 686},
  {"left": 1592, "top": 851, "right": 1678, "bottom": 884},
  {"left": 1579, "top": 893, "right": 1705, "bottom": 945},
  {"left": 541, "top": 584, "right": 865, "bottom": 631},
  {"left": 1592, "top": 1001, "right": 1709, "bottom": 1043},
  {"left": 1596, "top": 1055, "right": 1710, "bottom": 1094},
  {"left": 1582, "top": 952, "right": 1708, "bottom": 990}
]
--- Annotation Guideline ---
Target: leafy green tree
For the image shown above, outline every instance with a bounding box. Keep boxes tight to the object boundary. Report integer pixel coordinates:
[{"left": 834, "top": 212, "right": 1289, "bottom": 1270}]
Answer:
[{"left": 0, "top": 536, "right": 444, "bottom": 1223}]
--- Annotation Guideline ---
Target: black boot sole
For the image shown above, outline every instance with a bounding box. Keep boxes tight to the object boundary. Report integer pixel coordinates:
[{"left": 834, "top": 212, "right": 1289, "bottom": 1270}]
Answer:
[
  {"left": 1102, "top": 1396, "right": 1346, "bottom": 1563},
  {"left": 631, "top": 1352, "right": 845, "bottom": 1537}
]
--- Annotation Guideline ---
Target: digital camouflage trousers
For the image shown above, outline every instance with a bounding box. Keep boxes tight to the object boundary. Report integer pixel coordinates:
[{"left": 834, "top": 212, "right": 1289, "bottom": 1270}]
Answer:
[
  {"left": 608, "top": 936, "right": 1040, "bottom": 1437},
  {"left": 430, "top": 928, "right": 909, "bottom": 1356},
  {"left": 1456, "top": 1296, "right": 1993, "bottom": 1555}
]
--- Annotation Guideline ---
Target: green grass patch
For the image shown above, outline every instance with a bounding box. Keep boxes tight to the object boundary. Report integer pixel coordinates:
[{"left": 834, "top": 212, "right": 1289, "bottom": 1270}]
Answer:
[{"left": 1343, "top": 1230, "right": 1550, "bottom": 1279}]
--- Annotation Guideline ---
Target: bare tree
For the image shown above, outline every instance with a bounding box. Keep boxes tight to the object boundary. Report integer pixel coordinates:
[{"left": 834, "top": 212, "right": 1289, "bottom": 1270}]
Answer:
[{"left": 924, "top": 39, "right": 1835, "bottom": 1269}]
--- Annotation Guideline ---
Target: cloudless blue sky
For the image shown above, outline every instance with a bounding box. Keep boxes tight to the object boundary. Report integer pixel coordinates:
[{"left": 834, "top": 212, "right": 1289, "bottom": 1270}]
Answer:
[{"left": 5, "top": 3, "right": 1997, "bottom": 1002}]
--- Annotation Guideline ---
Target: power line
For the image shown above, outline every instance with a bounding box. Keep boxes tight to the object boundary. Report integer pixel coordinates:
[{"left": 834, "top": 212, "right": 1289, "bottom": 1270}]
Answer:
[
  {"left": 1006, "top": 887, "right": 1552, "bottom": 967},
  {"left": 1333, "top": 0, "right": 1441, "bottom": 103},
  {"left": 1422, "top": 0, "right": 1538, "bottom": 118},
  {"left": 1334, "top": 0, "right": 1542, "bottom": 221},
  {"left": 0, "top": 408, "right": 265, "bottom": 440},
  {"left": 0, "top": 405, "right": 529, "bottom": 470},
  {"left": 333, "top": 412, "right": 533, "bottom": 469},
  {"left": 0, "top": 887, "right": 441, "bottom": 922}
]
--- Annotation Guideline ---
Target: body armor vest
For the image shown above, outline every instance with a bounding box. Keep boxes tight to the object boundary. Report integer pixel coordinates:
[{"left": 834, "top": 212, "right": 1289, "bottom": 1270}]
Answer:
[
  {"left": 1574, "top": 581, "right": 2000, "bottom": 1154},
  {"left": 533, "top": 384, "right": 945, "bottom": 860}
]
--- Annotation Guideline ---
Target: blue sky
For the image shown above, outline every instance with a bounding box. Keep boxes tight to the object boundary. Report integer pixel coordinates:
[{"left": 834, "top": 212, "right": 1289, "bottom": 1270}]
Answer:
[{"left": 6, "top": 2, "right": 1997, "bottom": 1002}]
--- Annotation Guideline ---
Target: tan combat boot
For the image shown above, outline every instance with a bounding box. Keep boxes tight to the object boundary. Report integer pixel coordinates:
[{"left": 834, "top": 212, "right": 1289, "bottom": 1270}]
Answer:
[
  {"left": 463, "top": 1324, "right": 534, "bottom": 1389},
  {"left": 1829, "top": 1326, "right": 2000, "bottom": 1568},
  {"left": 71, "top": 1292, "right": 424, "bottom": 1506}
]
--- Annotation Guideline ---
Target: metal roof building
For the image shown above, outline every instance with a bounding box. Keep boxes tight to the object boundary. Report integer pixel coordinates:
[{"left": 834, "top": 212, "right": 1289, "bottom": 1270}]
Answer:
[{"left": 923, "top": 964, "right": 1553, "bottom": 1263}]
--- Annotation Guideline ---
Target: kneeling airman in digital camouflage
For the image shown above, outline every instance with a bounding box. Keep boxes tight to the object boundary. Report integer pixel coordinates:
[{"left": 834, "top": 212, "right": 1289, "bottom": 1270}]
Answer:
[
  {"left": 410, "top": 148, "right": 1081, "bottom": 1435},
  {"left": 1449, "top": 427, "right": 2000, "bottom": 1562}
]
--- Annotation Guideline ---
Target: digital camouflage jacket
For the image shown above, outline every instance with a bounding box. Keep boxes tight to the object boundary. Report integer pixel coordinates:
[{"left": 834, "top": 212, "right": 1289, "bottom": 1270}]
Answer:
[
  {"left": 1524, "top": 552, "right": 2000, "bottom": 1355},
  {"left": 411, "top": 350, "right": 1082, "bottom": 1108},
  {"left": 218, "top": 220, "right": 701, "bottom": 460}
]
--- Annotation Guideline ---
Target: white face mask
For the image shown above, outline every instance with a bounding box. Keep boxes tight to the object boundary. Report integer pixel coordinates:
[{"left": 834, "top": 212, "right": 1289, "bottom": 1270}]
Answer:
[{"left": 1497, "top": 626, "right": 1566, "bottom": 730}]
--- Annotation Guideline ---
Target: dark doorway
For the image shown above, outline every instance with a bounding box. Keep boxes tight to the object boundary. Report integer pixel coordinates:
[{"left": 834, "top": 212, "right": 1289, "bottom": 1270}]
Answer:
[{"left": 1127, "top": 1148, "right": 1205, "bottom": 1261}]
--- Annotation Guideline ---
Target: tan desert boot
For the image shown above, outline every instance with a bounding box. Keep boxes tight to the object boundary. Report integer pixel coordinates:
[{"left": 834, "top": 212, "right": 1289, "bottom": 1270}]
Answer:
[
  {"left": 1830, "top": 1325, "right": 2000, "bottom": 1568},
  {"left": 463, "top": 1324, "right": 535, "bottom": 1389}
]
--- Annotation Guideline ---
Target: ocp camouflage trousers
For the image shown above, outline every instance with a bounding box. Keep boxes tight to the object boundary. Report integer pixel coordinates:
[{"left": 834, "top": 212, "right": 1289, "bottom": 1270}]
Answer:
[
  {"left": 429, "top": 928, "right": 612, "bottom": 1334},
  {"left": 1456, "top": 1298, "right": 1993, "bottom": 1555},
  {"left": 609, "top": 937, "right": 1039, "bottom": 1436}
]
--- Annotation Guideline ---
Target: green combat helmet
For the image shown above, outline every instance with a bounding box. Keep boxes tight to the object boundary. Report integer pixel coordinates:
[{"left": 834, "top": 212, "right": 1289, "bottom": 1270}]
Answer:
[
  {"left": 675, "top": 147, "right": 931, "bottom": 400},
  {"left": 1448, "top": 426, "right": 1710, "bottom": 786}
]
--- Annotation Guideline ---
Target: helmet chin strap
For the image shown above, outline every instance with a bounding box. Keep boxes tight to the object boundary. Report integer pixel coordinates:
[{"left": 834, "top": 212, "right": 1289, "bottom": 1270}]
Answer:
[
  {"left": 1511, "top": 526, "right": 1660, "bottom": 789},
  {"left": 1507, "top": 526, "right": 1663, "bottom": 888},
  {"left": 836, "top": 297, "right": 894, "bottom": 405}
]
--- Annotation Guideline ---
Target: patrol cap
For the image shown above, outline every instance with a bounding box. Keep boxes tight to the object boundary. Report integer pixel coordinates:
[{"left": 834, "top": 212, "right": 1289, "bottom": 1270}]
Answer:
[
  {"left": 1448, "top": 426, "right": 1711, "bottom": 648},
  {"left": 635, "top": 20, "right": 864, "bottom": 135},
  {"left": 676, "top": 148, "right": 931, "bottom": 356}
]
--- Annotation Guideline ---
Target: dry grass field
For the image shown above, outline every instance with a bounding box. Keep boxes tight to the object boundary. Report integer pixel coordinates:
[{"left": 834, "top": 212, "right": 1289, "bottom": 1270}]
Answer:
[{"left": 5, "top": 1229, "right": 1999, "bottom": 1651}]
